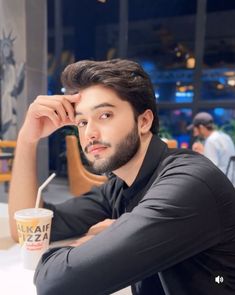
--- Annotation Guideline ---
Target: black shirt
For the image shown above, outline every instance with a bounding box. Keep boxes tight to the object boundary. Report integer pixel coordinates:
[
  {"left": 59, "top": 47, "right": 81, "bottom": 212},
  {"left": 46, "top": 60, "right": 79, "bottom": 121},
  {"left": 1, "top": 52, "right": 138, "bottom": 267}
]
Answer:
[{"left": 34, "top": 135, "right": 235, "bottom": 295}]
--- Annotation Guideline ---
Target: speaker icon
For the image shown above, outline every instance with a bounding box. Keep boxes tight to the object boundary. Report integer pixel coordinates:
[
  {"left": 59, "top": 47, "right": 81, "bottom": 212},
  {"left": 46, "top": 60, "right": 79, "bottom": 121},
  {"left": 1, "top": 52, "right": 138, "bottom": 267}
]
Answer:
[{"left": 215, "top": 275, "right": 224, "bottom": 284}]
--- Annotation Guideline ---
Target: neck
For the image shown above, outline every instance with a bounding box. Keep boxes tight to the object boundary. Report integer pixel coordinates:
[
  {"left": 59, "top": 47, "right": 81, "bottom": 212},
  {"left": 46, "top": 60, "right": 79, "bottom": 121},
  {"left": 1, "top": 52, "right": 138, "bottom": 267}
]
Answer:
[
  {"left": 204, "top": 129, "right": 214, "bottom": 138},
  {"left": 113, "top": 132, "right": 153, "bottom": 186}
]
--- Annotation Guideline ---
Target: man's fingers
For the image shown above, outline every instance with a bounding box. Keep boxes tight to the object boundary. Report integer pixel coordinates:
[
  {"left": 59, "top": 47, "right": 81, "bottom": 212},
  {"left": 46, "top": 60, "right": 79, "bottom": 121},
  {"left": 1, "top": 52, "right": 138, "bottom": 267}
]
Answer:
[
  {"left": 69, "top": 235, "right": 95, "bottom": 247},
  {"left": 87, "top": 219, "right": 116, "bottom": 235},
  {"left": 64, "top": 93, "right": 81, "bottom": 103},
  {"left": 34, "top": 94, "right": 80, "bottom": 123},
  {"left": 30, "top": 104, "right": 61, "bottom": 127},
  {"left": 53, "top": 94, "right": 80, "bottom": 122},
  {"left": 43, "top": 108, "right": 60, "bottom": 127},
  {"left": 53, "top": 97, "right": 76, "bottom": 122}
]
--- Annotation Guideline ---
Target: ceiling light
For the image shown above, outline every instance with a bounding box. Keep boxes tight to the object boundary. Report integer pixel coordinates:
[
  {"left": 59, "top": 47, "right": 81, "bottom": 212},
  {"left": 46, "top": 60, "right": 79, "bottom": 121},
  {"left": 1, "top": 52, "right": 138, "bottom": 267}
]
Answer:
[{"left": 228, "top": 79, "right": 235, "bottom": 86}]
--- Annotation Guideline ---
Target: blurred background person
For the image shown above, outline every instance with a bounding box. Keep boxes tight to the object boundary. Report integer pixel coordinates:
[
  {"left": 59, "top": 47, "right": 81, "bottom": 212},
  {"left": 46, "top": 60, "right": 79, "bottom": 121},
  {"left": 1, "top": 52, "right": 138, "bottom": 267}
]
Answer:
[{"left": 187, "top": 112, "right": 235, "bottom": 182}]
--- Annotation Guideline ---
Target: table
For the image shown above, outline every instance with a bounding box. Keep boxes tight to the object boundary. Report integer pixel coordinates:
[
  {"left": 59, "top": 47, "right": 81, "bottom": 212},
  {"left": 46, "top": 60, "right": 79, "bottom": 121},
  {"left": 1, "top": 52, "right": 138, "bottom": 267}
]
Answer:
[
  {"left": 0, "top": 203, "right": 36, "bottom": 294},
  {"left": 0, "top": 203, "right": 131, "bottom": 295}
]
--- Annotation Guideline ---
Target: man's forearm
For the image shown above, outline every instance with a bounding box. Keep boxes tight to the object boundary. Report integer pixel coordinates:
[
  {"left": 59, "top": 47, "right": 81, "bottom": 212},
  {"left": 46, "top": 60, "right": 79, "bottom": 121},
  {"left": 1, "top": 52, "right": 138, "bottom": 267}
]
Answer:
[{"left": 8, "top": 131, "right": 40, "bottom": 241}]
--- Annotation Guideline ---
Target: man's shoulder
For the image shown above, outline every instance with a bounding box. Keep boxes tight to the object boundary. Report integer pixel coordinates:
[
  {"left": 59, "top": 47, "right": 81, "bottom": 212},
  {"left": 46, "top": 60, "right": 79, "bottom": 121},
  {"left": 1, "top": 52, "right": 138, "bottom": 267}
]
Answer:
[
  {"left": 152, "top": 146, "right": 234, "bottom": 195},
  {"left": 208, "top": 130, "right": 230, "bottom": 141},
  {"left": 152, "top": 148, "right": 228, "bottom": 189},
  {"left": 207, "top": 131, "right": 235, "bottom": 148},
  {"left": 161, "top": 147, "right": 206, "bottom": 167}
]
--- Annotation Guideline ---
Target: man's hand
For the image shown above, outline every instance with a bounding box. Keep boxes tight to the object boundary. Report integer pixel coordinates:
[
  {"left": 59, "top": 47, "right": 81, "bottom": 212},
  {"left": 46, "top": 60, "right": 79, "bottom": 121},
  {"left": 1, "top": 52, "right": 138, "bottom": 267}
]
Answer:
[
  {"left": 86, "top": 219, "right": 116, "bottom": 235},
  {"left": 192, "top": 142, "right": 204, "bottom": 154},
  {"left": 69, "top": 235, "right": 96, "bottom": 247},
  {"left": 69, "top": 219, "right": 116, "bottom": 247},
  {"left": 20, "top": 94, "right": 80, "bottom": 143}
]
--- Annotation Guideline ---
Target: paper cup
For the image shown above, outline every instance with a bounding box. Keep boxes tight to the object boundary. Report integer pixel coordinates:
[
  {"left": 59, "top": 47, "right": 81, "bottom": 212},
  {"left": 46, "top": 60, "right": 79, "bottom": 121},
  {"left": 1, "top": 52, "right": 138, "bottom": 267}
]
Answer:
[{"left": 14, "top": 208, "right": 53, "bottom": 270}]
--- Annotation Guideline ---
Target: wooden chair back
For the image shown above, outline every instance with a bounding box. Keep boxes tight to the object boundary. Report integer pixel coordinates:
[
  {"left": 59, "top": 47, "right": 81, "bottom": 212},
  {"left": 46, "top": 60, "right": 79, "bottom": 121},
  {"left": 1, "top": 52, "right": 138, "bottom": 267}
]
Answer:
[
  {"left": 161, "top": 138, "right": 178, "bottom": 148},
  {"left": 65, "top": 135, "right": 108, "bottom": 196},
  {"left": 0, "top": 140, "right": 17, "bottom": 183}
]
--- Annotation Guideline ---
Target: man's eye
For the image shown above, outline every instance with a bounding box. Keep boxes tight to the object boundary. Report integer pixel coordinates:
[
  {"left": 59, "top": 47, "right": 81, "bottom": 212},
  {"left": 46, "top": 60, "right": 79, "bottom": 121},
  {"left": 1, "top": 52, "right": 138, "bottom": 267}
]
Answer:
[
  {"left": 77, "top": 120, "right": 87, "bottom": 128},
  {"left": 100, "top": 112, "right": 112, "bottom": 119}
]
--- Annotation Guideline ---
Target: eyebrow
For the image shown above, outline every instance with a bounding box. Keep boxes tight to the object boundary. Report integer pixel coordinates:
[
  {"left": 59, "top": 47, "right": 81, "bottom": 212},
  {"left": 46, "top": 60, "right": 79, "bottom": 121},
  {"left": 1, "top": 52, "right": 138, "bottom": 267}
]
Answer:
[{"left": 75, "top": 103, "right": 116, "bottom": 116}]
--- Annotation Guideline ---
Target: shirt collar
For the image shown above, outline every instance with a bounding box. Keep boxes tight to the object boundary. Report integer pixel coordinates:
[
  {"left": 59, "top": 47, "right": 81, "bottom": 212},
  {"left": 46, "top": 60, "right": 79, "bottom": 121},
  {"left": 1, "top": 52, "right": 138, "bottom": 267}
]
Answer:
[{"left": 122, "top": 135, "right": 168, "bottom": 199}]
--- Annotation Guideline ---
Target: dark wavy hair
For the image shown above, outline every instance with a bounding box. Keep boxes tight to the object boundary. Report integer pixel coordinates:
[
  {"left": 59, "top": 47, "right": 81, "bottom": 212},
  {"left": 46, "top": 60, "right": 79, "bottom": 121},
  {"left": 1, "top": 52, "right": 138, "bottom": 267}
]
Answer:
[{"left": 61, "top": 59, "right": 159, "bottom": 134}]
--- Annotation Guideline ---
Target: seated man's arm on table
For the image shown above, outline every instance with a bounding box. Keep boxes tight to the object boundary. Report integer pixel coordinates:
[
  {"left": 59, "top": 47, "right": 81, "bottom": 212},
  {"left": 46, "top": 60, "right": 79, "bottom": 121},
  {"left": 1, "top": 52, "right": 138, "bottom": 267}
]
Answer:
[
  {"left": 68, "top": 219, "right": 116, "bottom": 247},
  {"left": 44, "top": 181, "right": 116, "bottom": 242},
  {"left": 8, "top": 94, "right": 79, "bottom": 241},
  {"left": 34, "top": 168, "right": 221, "bottom": 295}
]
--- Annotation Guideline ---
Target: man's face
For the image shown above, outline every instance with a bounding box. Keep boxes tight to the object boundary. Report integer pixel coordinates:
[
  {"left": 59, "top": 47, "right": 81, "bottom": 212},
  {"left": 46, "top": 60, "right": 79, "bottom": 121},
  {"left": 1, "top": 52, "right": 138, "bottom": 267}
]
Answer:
[
  {"left": 75, "top": 85, "right": 141, "bottom": 174},
  {"left": 193, "top": 125, "right": 205, "bottom": 139},
  {"left": 193, "top": 126, "right": 200, "bottom": 137}
]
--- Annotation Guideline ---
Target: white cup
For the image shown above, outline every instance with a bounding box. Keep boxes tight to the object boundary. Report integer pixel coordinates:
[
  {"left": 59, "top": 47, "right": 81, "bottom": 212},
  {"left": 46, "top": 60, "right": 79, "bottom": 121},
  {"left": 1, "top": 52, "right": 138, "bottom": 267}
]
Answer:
[{"left": 14, "top": 208, "right": 53, "bottom": 270}]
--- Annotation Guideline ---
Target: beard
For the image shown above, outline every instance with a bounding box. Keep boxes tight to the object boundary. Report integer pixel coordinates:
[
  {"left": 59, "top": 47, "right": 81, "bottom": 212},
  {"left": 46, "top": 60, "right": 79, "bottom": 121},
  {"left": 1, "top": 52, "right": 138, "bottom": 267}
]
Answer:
[{"left": 84, "top": 123, "right": 140, "bottom": 174}]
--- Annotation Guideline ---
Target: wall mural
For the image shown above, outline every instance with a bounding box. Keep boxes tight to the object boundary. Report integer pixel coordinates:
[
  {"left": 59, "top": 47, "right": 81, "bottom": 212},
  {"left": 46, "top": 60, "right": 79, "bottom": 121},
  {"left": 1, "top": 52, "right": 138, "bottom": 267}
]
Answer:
[{"left": 0, "top": 30, "right": 25, "bottom": 140}]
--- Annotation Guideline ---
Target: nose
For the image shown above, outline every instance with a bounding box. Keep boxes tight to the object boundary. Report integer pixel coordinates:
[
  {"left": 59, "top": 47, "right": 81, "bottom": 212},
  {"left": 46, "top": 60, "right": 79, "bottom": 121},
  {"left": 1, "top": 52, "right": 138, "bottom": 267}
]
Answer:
[{"left": 84, "top": 120, "right": 100, "bottom": 142}]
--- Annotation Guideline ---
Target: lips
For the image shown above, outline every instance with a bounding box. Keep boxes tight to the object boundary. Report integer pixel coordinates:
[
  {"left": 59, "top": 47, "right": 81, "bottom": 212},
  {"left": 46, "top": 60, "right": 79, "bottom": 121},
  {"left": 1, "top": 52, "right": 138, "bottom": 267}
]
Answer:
[{"left": 87, "top": 145, "right": 107, "bottom": 155}]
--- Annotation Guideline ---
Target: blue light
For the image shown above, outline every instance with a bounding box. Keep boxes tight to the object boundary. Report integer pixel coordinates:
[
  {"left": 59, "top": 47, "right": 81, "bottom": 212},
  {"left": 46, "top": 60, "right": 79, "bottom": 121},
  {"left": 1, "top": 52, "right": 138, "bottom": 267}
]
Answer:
[
  {"left": 175, "top": 91, "right": 193, "bottom": 103},
  {"left": 175, "top": 92, "right": 193, "bottom": 97},
  {"left": 139, "top": 60, "right": 155, "bottom": 74},
  {"left": 214, "top": 108, "right": 225, "bottom": 116},
  {"left": 155, "top": 91, "right": 160, "bottom": 99}
]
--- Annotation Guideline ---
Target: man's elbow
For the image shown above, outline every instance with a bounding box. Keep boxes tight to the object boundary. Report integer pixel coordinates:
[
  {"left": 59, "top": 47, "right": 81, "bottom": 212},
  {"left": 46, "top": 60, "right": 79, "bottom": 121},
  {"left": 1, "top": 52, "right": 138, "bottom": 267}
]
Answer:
[
  {"left": 34, "top": 247, "right": 77, "bottom": 295},
  {"left": 35, "top": 264, "right": 81, "bottom": 295},
  {"left": 34, "top": 246, "right": 105, "bottom": 295}
]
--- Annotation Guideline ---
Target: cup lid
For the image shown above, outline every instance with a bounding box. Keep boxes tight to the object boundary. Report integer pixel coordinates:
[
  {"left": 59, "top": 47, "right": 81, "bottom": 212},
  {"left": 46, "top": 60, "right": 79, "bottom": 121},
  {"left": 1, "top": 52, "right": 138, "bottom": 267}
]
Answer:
[{"left": 14, "top": 208, "right": 53, "bottom": 220}]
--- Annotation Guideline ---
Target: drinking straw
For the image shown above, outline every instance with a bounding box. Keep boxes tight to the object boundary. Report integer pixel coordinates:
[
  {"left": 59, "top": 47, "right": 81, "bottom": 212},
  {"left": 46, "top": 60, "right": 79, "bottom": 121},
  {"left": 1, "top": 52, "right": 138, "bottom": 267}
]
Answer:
[{"left": 35, "top": 173, "right": 56, "bottom": 208}]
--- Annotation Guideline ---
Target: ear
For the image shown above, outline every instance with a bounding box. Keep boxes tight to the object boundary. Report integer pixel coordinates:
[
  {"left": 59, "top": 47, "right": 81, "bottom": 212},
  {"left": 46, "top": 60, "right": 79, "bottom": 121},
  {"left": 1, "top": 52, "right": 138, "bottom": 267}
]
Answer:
[{"left": 138, "top": 109, "right": 154, "bottom": 134}]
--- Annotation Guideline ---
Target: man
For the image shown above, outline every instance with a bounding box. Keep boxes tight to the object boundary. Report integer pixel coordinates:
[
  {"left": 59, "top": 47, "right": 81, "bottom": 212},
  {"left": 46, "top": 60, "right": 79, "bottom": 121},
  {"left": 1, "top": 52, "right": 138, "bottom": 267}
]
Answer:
[
  {"left": 188, "top": 112, "right": 235, "bottom": 181},
  {"left": 8, "top": 59, "right": 235, "bottom": 295}
]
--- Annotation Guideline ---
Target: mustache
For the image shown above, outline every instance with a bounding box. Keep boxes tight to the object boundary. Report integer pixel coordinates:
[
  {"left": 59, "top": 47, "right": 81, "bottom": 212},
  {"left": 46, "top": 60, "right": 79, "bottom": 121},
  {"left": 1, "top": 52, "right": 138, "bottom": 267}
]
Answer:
[{"left": 84, "top": 140, "right": 111, "bottom": 153}]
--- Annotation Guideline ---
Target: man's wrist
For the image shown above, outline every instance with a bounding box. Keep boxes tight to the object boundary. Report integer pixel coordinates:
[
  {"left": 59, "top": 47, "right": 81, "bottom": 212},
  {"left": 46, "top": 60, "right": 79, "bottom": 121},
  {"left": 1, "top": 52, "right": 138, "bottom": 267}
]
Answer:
[{"left": 17, "top": 129, "right": 40, "bottom": 146}]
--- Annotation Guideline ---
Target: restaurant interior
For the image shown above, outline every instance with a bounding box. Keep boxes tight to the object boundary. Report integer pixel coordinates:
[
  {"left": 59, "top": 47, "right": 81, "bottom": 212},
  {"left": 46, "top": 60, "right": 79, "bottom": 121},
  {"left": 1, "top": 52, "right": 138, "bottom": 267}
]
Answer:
[{"left": 1, "top": 1, "right": 235, "bottom": 293}]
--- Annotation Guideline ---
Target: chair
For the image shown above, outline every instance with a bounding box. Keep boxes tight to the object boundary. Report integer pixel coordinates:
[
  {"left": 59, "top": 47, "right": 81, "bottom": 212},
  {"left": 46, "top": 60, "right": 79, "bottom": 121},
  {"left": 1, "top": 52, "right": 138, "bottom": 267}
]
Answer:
[
  {"left": 162, "top": 138, "right": 178, "bottom": 148},
  {"left": 225, "top": 155, "right": 235, "bottom": 185},
  {"left": 65, "top": 135, "right": 108, "bottom": 196},
  {"left": 0, "top": 140, "right": 17, "bottom": 183}
]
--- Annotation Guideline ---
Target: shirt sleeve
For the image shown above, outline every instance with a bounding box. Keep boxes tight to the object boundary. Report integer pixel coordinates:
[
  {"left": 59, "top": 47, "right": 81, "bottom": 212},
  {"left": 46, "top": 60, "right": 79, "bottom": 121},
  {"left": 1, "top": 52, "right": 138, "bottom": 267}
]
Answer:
[
  {"left": 34, "top": 166, "right": 221, "bottom": 295},
  {"left": 44, "top": 183, "right": 113, "bottom": 241}
]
